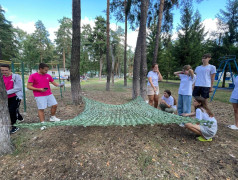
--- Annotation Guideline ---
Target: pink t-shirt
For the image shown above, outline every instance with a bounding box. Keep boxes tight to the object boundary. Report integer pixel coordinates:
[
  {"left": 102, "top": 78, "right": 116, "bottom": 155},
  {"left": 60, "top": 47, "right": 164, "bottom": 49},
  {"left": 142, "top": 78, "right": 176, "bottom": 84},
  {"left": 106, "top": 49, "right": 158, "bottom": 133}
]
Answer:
[
  {"left": 28, "top": 73, "right": 54, "bottom": 97},
  {"left": 3, "top": 75, "right": 16, "bottom": 98}
]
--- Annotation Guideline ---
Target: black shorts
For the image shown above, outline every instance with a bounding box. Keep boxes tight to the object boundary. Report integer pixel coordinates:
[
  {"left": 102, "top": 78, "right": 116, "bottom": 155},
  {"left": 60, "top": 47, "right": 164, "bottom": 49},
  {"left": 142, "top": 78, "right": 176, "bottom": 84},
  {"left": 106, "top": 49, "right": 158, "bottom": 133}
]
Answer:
[{"left": 192, "top": 86, "right": 210, "bottom": 99}]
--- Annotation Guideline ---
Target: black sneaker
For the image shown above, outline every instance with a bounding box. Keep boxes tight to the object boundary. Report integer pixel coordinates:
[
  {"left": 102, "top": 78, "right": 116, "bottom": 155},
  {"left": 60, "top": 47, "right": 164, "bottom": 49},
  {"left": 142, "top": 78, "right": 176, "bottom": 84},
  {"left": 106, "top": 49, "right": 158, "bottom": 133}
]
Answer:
[{"left": 10, "top": 127, "right": 19, "bottom": 134}]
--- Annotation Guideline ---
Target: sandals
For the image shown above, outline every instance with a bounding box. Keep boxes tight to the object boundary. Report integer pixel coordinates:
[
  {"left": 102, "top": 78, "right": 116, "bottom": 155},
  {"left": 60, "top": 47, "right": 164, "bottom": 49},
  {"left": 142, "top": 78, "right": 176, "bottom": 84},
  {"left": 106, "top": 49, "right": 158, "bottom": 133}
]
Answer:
[
  {"left": 197, "top": 136, "right": 212, "bottom": 142},
  {"left": 228, "top": 125, "right": 238, "bottom": 130}
]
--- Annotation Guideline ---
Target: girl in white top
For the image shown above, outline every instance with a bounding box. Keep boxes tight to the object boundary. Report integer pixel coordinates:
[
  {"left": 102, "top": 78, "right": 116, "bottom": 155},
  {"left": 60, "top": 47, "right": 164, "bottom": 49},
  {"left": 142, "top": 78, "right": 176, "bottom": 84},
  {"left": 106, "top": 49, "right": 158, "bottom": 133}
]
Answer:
[
  {"left": 174, "top": 65, "right": 196, "bottom": 115},
  {"left": 147, "top": 63, "right": 163, "bottom": 108},
  {"left": 182, "top": 96, "right": 218, "bottom": 141},
  {"left": 159, "top": 90, "right": 177, "bottom": 113},
  {"left": 228, "top": 75, "right": 238, "bottom": 130}
]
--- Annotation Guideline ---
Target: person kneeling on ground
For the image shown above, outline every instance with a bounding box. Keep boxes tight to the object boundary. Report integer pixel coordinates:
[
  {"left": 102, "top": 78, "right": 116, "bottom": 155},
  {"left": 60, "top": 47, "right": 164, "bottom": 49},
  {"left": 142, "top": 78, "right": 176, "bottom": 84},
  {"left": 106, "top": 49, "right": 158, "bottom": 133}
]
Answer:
[
  {"left": 182, "top": 96, "right": 218, "bottom": 142},
  {"left": 27, "top": 63, "right": 64, "bottom": 123},
  {"left": 159, "top": 90, "right": 177, "bottom": 113}
]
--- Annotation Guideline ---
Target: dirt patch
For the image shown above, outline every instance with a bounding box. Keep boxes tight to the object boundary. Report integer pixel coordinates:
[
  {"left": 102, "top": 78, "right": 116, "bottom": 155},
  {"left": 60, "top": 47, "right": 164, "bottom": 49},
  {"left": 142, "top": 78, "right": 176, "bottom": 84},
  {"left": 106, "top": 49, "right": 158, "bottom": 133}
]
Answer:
[{"left": 0, "top": 82, "right": 237, "bottom": 179}]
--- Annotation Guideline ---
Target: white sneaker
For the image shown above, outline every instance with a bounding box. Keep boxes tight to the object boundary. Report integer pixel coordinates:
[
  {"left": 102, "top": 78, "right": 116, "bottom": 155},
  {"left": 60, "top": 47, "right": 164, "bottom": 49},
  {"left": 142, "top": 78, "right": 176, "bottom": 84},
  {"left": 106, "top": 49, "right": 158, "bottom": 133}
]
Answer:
[
  {"left": 228, "top": 125, "right": 238, "bottom": 130},
  {"left": 50, "top": 116, "right": 61, "bottom": 122}
]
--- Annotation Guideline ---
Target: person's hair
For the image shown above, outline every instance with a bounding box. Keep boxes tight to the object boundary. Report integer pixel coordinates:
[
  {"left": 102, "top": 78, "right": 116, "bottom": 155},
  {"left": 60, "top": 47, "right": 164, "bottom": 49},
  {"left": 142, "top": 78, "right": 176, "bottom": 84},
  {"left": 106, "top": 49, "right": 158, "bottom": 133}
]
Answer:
[
  {"left": 183, "top": 65, "right": 191, "bottom": 71},
  {"left": 164, "top": 89, "right": 177, "bottom": 105},
  {"left": 203, "top": 53, "right": 211, "bottom": 58},
  {"left": 39, "top": 63, "right": 49, "bottom": 69},
  {"left": 151, "top": 63, "right": 158, "bottom": 69},
  {"left": 0, "top": 64, "right": 10, "bottom": 69},
  {"left": 194, "top": 96, "right": 214, "bottom": 117}
]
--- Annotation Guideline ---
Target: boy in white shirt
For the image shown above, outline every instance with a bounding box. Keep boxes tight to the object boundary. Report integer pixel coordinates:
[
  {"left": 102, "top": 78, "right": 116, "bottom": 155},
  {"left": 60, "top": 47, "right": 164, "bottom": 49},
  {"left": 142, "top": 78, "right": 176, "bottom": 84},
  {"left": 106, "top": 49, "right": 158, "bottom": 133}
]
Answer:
[{"left": 193, "top": 53, "right": 216, "bottom": 99}]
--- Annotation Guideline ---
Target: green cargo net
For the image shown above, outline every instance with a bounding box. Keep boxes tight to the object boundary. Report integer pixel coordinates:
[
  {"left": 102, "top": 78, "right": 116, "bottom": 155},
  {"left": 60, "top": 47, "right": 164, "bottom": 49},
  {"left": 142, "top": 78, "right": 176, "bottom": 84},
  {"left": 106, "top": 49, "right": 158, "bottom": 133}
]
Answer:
[{"left": 16, "top": 96, "right": 212, "bottom": 129}]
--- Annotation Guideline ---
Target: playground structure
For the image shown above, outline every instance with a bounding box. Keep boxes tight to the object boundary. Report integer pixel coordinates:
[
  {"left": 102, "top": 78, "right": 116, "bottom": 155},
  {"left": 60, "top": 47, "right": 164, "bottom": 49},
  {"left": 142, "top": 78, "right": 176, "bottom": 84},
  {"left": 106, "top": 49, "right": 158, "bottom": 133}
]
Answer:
[
  {"left": 0, "top": 60, "right": 66, "bottom": 112},
  {"left": 211, "top": 55, "right": 238, "bottom": 101}
]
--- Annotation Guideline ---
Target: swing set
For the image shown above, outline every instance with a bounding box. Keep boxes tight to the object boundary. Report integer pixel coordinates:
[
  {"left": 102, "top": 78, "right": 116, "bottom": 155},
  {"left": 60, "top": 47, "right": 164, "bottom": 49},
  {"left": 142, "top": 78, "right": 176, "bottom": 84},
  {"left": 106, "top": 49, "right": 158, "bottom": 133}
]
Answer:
[{"left": 210, "top": 55, "right": 238, "bottom": 101}]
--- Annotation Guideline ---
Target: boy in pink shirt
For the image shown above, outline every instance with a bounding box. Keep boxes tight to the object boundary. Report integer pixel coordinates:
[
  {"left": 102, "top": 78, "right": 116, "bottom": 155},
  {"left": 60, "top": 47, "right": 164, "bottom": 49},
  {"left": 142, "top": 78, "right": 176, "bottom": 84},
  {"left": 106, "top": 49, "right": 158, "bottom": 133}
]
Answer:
[
  {"left": 1, "top": 64, "right": 24, "bottom": 134},
  {"left": 27, "top": 63, "right": 64, "bottom": 123}
]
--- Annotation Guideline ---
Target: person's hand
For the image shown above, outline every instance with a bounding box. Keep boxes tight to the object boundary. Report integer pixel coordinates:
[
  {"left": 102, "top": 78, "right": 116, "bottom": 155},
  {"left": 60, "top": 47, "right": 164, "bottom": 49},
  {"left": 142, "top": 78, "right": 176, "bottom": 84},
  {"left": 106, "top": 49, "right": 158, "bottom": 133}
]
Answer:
[
  {"left": 209, "top": 87, "right": 213, "bottom": 93},
  {"left": 39, "top": 88, "right": 47, "bottom": 92},
  {"left": 153, "top": 87, "right": 156, "bottom": 92},
  {"left": 181, "top": 113, "right": 188, "bottom": 117}
]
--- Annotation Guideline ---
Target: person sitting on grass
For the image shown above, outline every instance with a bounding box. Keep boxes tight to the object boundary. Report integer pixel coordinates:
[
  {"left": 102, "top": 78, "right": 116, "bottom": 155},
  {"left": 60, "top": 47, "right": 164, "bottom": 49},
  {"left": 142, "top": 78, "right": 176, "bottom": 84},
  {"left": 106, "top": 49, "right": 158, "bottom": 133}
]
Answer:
[
  {"left": 159, "top": 90, "right": 177, "bottom": 113},
  {"left": 182, "top": 96, "right": 218, "bottom": 142}
]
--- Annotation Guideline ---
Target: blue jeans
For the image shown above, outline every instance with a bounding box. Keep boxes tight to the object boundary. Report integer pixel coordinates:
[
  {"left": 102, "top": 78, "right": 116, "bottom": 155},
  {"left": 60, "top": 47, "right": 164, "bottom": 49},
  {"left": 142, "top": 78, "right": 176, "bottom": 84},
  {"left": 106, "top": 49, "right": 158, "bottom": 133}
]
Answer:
[{"left": 177, "top": 94, "right": 192, "bottom": 115}]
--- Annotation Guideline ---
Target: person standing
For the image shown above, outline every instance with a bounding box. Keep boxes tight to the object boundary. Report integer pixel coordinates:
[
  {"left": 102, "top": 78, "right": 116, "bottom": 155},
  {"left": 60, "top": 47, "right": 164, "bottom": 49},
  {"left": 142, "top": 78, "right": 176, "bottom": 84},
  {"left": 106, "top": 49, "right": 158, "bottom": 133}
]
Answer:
[
  {"left": 1, "top": 64, "right": 24, "bottom": 134},
  {"left": 193, "top": 53, "right": 216, "bottom": 100},
  {"left": 228, "top": 75, "right": 238, "bottom": 130},
  {"left": 147, "top": 63, "right": 163, "bottom": 108},
  {"left": 174, "top": 65, "right": 196, "bottom": 116},
  {"left": 27, "top": 63, "right": 64, "bottom": 123}
]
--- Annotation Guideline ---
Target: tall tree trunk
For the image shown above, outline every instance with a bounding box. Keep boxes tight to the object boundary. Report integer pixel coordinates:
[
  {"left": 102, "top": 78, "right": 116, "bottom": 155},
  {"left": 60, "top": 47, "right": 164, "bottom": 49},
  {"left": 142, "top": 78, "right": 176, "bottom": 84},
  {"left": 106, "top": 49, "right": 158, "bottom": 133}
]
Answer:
[
  {"left": 124, "top": 0, "right": 128, "bottom": 87},
  {"left": 140, "top": 0, "right": 149, "bottom": 100},
  {"left": 106, "top": 0, "right": 111, "bottom": 91},
  {"left": 63, "top": 48, "right": 66, "bottom": 72},
  {"left": 99, "top": 56, "right": 103, "bottom": 80},
  {"left": 132, "top": 30, "right": 142, "bottom": 99},
  {"left": 222, "top": 68, "right": 227, "bottom": 88},
  {"left": 132, "top": 0, "right": 149, "bottom": 99},
  {"left": 0, "top": 71, "right": 13, "bottom": 155},
  {"left": 110, "top": 45, "right": 115, "bottom": 86},
  {"left": 152, "top": 0, "right": 165, "bottom": 64},
  {"left": 70, "top": 0, "right": 82, "bottom": 105}
]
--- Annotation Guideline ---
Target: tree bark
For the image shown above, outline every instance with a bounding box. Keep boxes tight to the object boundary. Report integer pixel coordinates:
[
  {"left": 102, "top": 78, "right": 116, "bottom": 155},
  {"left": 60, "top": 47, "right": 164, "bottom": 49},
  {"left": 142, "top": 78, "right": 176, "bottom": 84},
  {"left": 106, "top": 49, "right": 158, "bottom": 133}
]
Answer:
[
  {"left": 110, "top": 45, "right": 115, "bottom": 86},
  {"left": 106, "top": 0, "right": 111, "bottom": 91},
  {"left": 99, "top": 56, "right": 103, "bottom": 80},
  {"left": 140, "top": 0, "right": 149, "bottom": 100},
  {"left": 70, "top": 0, "right": 82, "bottom": 105},
  {"left": 132, "top": 30, "right": 142, "bottom": 99},
  {"left": 63, "top": 48, "right": 66, "bottom": 72},
  {"left": 0, "top": 71, "right": 13, "bottom": 155},
  {"left": 152, "top": 0, "right": 165, "bottom": 64},
  {"left": 124, "top": 0, "right": 128, "bottom": 87},
  {"left": 132, "top": 0, "right": 149, "bottom": 99}
]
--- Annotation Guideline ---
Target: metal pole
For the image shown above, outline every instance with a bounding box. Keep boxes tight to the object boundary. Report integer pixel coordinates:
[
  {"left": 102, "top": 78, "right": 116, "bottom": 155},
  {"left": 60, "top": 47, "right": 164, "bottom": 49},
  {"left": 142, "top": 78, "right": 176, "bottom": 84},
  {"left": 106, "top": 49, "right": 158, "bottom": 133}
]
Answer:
[
  {"left": 21, "top": 62, "right": 27, "bottom": 112},
  {"left": 57, "top": 64, "right": 63, "bottom": 98},
  {"left": 11, "top": 61, "right": 15, "bottom": 73}
]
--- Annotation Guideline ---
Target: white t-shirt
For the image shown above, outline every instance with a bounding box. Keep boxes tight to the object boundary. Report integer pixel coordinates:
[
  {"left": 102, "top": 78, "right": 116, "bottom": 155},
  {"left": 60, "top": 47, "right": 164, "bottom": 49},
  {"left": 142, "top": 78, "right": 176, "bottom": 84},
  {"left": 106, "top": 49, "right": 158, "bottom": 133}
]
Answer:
[
  {"left": 196, "top": 108, "right": 217, "bottom": 126},
  {"left": 147, "top": 71, "right": 160, "bottom": 87},
  {"left": 195, "top": 64, "right": 216, "bottom": 87},
  {"left": 161, "top": 95, "right": 177, "bottom": 110},
  {"left": 231, "top": 76, "right": 238, "bottom": 100},
  {"left": 178, "top": 74, "right": 196, "bottom": 96}
]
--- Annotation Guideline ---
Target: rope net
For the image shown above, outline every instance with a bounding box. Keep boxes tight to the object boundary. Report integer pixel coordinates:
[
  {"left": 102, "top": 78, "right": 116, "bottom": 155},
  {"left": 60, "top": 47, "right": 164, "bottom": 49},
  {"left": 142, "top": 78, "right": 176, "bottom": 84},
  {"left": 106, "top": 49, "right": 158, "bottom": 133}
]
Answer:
[{"left": 16, "top": 96, "right": 212, "bottom": 129}]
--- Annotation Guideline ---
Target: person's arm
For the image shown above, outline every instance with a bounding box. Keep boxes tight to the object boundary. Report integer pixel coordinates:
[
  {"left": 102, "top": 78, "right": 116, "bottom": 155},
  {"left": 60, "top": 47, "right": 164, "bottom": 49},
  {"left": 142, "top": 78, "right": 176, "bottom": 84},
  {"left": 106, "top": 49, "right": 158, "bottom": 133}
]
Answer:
[
  {"left": 210, "top": 73, "right": 215, "bottom": 92},
  {"left": 189, "top": 69, "right": 194, "bottom": 79},
  {"left": 182, "top": 112, "right": 196, "bottom": 117},
  {"left": 6, "top": 75, "right": 22, "bottom": 95},
  {"left": 174, "top": 71, "right": 183, "bottom": 77},
  {"left": 158, "top": 71, "right": 163, "bottom": 81},
  {"left": 27, "top": 82, "right": 46, "bottom": 92}
]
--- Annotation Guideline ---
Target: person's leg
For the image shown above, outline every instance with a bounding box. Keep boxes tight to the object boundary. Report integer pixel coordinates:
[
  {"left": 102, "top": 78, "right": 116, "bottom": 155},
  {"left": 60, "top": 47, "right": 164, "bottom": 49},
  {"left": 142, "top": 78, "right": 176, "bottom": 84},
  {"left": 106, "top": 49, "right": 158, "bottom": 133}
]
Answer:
[
  {"left": 185, "top": 123, "right": 202, "bottom": 136},
  {"left": 154, "top": 94, "right": 159, "bottom": 108},
  {"left": 51, "top": 104, "right": 58, "bottom": 116},
  {"left": 159, "top": 103, "right": 168, "bottom": 111},
  {"left": 38, "top": 109, "right": 45, "bottom": 122},
  {"left": 183, "top": 95, "right": 192, "bottom": 114},
  {"left": 16, "top": 98, "right": 23, "bottom": 121},
  {"left": 232, "top": 103, "right": 238, "bottom": 127},
  {"left": 148, "top": 95, "right": 154, "bottom": 106},
  {"left": 177, "top": 94, "right": 183, "bottom": 115},
  {"left": 165, "top": 107, "right": 176, "bottom": 113},
  {"left": 192, "top": 86, "right": 201, "bottom": 97}
]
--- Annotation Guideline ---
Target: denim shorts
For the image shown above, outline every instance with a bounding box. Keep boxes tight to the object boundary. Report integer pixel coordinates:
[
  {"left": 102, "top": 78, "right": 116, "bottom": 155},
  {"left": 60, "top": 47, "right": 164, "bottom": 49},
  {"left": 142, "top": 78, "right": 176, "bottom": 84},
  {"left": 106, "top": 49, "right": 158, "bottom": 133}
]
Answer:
[{"left": 230, "top": 97, "right": 238, "bottom": 104}]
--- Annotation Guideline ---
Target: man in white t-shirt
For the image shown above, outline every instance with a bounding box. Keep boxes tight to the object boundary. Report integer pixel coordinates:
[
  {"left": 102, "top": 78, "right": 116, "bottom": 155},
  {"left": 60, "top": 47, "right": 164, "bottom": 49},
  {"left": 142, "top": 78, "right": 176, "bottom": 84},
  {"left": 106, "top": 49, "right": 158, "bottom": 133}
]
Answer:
[{"left": 192, "top": 53, "right": 216, "bottom": 99}]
